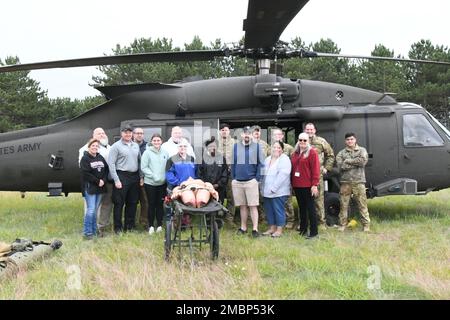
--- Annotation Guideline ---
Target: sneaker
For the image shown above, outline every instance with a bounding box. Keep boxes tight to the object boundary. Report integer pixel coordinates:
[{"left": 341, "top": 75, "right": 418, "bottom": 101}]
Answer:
[
  {"left": 338, "top": 226, "right": 346, "bottom": 232},
  {"left": 271, "top": 232, "right": 282, "bottom": 238},
  {"left": 148, "top": 226, "right": 155, "bottom": 235},
  {"left": 236, "top": 228, "right": 247, "bottom": 235},
  {"left": 156, "top": 226, "right": 162, "bottom": 233},
  {"left": 83, "top": 235, "right": 94, "bottom": 241},
  {"left": 363, "top": 226, "right": 370, "bottom": 232},
  {"left": 251, "top": 230, "right": 260, "bottom": 238},
  {"left": 306, "top": 234, "right": 318, "bottom": 240}
]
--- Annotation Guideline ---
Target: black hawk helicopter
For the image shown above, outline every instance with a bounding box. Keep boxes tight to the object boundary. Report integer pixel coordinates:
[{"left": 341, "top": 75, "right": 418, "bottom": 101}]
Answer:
[{"left": 1, "top": 0, "right": 450, "bottom": 220}]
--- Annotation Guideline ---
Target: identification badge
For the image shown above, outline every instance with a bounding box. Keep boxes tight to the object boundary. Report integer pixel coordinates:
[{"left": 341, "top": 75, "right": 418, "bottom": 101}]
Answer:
[{"left": 294, "top": 172, "right": 300, "bottom": 177}]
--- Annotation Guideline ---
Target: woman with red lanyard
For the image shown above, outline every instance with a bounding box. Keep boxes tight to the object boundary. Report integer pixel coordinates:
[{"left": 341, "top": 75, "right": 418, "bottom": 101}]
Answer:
[{"left": 291, "top": 132, "right": 320, "bottom": 239}]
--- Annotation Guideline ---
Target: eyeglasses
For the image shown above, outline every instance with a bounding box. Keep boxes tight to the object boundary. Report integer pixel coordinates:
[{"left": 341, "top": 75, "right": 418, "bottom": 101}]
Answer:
[
  {"left": 134, "top": 132, "right": 144, "bottom": 135},
  {"left": 298, "top": 139, "right": 308, "bottom": 142}
]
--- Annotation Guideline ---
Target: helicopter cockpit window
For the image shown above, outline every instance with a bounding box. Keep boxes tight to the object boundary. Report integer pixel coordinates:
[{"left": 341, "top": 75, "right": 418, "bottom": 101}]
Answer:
[
  {"left": 403, "top": 114, "right": 444, "bottom": 147},
  {"left": 427, "top": 111, "right": 450, "bottom": 141},
  {"left": 142, "top": 127, "right": 162, "bottom": 139}
]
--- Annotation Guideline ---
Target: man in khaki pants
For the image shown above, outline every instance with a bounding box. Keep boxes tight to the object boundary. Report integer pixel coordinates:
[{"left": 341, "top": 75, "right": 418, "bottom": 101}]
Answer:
[{"left": 231, "top": 126, "right": 265, "bottom": 238}]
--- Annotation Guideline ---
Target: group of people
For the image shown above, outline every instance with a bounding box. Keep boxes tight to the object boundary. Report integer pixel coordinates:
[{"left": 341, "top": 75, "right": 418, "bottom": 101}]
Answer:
[{"left": 78, "top": 122, "right": 371, "bottom": 241}]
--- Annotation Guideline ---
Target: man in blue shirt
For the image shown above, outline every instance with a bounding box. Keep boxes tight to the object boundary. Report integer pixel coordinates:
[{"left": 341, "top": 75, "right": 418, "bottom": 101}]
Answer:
[{"left": 231, "top": 126, "right": 265, "bottom": 238}]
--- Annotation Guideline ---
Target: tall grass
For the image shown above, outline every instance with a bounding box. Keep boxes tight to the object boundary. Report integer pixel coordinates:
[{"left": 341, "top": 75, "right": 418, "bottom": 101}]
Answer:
[{"left": 0, "top": 190, "right": 448, "bottom": 299}]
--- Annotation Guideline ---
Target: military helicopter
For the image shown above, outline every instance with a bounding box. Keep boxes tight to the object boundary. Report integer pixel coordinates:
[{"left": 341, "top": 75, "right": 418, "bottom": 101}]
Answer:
[{"left": 1, "top": 0, "right": 450, "bottom": 221}]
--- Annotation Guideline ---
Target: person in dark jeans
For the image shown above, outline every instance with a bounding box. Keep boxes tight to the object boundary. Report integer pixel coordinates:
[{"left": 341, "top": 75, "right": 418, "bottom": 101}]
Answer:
[
  {"left": 80, "top": 138, "right": 108, "bottom": 239},
  {"left": 133, "top": 127, "right": 149, "bottom": 228},
  {"left": 291, "top": 133, "right": 320, "bottom": 239},
  {"left": 141, "top": 133, "right": 169, "bottom": 235},
  {"left": 108, "top": 125, "right": 143, "bottom": 233}
]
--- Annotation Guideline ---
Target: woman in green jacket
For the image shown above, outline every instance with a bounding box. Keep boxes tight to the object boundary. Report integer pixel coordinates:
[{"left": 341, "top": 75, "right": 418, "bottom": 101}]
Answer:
[{"left": 141, "top": 133, "right": 169, "bottom": 234}]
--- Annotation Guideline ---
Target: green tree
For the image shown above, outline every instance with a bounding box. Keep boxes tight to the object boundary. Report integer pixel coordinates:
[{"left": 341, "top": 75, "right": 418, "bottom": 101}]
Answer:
[
  {"left": 0, "top": 56, "right": 52, "bottom": 132},
  {"left": 283, "top": 38, "right": 354, "bottom": 84},
  {"left": 92, "top": 36, "right": 248, "bottom": 86},
  {"left": 49, "top": 95, "right": 106, "bottom": 122},
  {"left": 355, "top": 44, "right": 408, "bottom": 98},
  {"left": 405, "top": 40, "right": 450, "bottom": 125}
]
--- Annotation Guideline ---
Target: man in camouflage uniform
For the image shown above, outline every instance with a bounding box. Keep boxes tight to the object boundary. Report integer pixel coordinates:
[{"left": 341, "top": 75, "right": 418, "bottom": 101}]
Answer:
[
  {"left": 218, "top": 123, "right": 236, "bottom": 225},
  {"left": 268, "top": 128, "right": 296, "bottom": 229},
  {"left": 304, "top": 123, "right": 335, "bottom": 229},
  {"left": 336, "top": 132, "right": 371, "bottom": 232},
  {"left": 251, "top": 125, "right": 269, "bottom": 157}
]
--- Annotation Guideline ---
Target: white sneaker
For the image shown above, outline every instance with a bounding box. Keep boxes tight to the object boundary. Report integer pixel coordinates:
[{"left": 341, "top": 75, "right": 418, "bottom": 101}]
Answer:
[
  {"left": 156, "top": 226, "right": 163, "bottom": 233},
  {"left": 148, "top": 226, "right": 155, "bottom": 235}
]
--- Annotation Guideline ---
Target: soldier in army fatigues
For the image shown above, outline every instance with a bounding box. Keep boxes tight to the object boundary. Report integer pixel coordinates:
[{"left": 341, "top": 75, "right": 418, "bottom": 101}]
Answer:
[
  {"left": 218, "top": 123, "right": 236, "bottom": 225},
  {"left": 268, "top": 128, "right": 296, "bottom": 229},
  {"left": 336, "top": 132, "right": 371, "bottom": 232},
  {"left": 251, "top": 125, "right": 269, "bottom": 157},
  {"left": 304, "top": 123, "right": 335, "bottom": 229}
]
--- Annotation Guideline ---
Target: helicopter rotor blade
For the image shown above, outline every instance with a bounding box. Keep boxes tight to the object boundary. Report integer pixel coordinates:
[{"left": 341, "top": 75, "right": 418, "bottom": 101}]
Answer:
[
  {"left": 243, "top": 0, "right": 309, "bottom": 50},
  {"left": 289, "top": 50, "right": 450, "bottom": 66},
  {"left": 0, "top": 50, "right": 228, "bottom": 73}
]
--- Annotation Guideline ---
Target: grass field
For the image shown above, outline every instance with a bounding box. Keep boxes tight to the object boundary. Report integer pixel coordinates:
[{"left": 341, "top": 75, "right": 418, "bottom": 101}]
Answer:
[{"left": 0, "top": 189, "right": 449, "bottom": 300}]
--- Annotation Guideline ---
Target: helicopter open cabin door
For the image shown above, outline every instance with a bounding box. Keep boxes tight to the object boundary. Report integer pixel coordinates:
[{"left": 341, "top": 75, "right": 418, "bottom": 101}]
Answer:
[
  {"left": 398, "top": 109, "right": 450, "bottom": 193},
  {"left": 162, "top": 119, "right": 219, "bottom": 157}
]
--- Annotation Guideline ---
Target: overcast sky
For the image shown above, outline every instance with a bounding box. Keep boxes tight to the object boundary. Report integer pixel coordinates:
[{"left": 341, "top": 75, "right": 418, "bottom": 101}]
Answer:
[{"left": 1, "top": 0, "right": 449, "bottom": 99}]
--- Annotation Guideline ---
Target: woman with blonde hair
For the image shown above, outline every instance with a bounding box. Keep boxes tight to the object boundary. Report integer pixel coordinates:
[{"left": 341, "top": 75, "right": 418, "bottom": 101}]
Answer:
[{"left": 291, "top": 133, "right": 320, "bottom": 239}]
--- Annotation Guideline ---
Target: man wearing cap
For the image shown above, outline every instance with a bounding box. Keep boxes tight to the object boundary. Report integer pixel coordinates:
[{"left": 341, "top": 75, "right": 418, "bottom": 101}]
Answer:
[
  {"left": 218, "top": 123, "right": 236, "bottom": 225},
  {"left": 132, "top": 127, "right": 149, "bottom": 229},
  {"left": 108, "top": 125, "right": 143, "bottom": 233},
  {"left": 162, "top": 126, "right": 195, "bottom": 159},
  {"left": 78, "top": 127, "right": 113, "bottom": 237},
  {"left": 231, "top": 126, "right": 265, "bottom": 238},
  {"left": 304, "top": 123, "right": 335, "bottom": 229},
  {"left": 251, "top": 125, "right": 269, "bottom": 157}
]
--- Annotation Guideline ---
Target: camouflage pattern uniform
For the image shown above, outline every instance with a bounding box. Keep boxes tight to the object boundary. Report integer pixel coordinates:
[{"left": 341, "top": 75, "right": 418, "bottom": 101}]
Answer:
[
  {"left": 269, "top": 143, "right": 296, "bottom": 228},
  {"left": 218, "top": 135, "right": 236, "bottom": 224},
  {"left": 268, "top": 143, "right": 294, "bottom": 158},
  {"left": 256, "top": 139, "right": 270, "bottom": 157},
  {"left": 310, "top": 135, "right": 335, "bottom": 225},
  {"left": 336, "top": 144, "right": 370, "bottom": 227},
  {"left": 254, "top": 138, "right": 270, "bottom": 223}
]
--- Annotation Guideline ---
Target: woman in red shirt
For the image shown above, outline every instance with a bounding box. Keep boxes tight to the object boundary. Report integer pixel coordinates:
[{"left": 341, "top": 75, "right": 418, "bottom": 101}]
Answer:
[{"left": 291, "top": 133, "right": 320, "bottom": 238}]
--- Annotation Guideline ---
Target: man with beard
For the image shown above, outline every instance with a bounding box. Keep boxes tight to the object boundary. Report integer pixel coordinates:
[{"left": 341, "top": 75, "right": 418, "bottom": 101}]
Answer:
[
  {"left": 231, "top": 126, "right": 265, "bottom": 238},
  {"left": 133, "top": 127, "right": 149, "bottom": 229}
]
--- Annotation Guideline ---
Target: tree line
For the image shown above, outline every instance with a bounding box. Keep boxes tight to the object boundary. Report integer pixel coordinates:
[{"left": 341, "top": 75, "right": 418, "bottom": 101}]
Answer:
[{"left": 1, "top": 36, "right": 449, "bottom": 132}]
